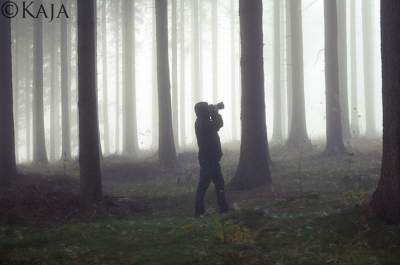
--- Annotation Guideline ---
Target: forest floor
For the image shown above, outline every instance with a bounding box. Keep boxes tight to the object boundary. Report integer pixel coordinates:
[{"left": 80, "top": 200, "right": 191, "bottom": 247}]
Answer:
[{"left": 1, "top": 139, "right": 400, "bottom": 265}]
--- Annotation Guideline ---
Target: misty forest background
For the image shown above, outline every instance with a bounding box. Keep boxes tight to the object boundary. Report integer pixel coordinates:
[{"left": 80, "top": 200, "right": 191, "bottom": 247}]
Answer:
[{"left": 1, "top": 0, "right": 400, "bottom": 264}]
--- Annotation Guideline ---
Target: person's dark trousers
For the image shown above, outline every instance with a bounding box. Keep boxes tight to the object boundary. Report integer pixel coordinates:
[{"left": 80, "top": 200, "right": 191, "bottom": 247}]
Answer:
[{"left": 195, "top": 161, "right": 229, "bottom": 216}]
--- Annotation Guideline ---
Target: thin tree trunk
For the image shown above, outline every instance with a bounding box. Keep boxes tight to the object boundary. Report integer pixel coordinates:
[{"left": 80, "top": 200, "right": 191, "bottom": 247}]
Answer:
[
  {"left": 212, "top": 0, "right": 218, "bottom": 103},
  {"left": 179, "top": 0, "right": 186, "bottom": 148},
  {"left": 122, "top": 0, "right": 138, "bottom": 155},
  {"left": 230, "top": 0, "right": 238, "bottom": 141},
  {"left": 323, "top": 0, "right": 347, "bottom": 155},
  {"left": 0, "top": 7, "right": 17, "bottom": 184},
  {"left": 115, "top": 0, "right": 121, "bottom": 154},
  {"left": 272, "top": 0, "right": 283, "bottom": 144},
  {"left": 50, "top": 24, "right": 57, "bottom": 161},
  {"left": 192, "top": 0, "right": 200, "bottom": 103},
  {"left": 32, "top": 0, "right": 48, "bottom": 164},
  {"left": 77, "top": 0, "right": 103, "bottom": 203},
  {"left": 362, "top": 0, "right": 377, "bottom": 137},
  {"left": 286, "top": 0, "right": 311, "bottom": 149},
  {"left": 61, "top": 0, "right": 71, "bottom": 160},
  {"left": 286, "top": 0, "right": 293, "bottom": 137},
  {"left": 230, "top": 0, "right": 272, "bottom": 190},
  {"left": 171, "top": 0, "right": 179, "bottom": 150},
  {"left": 152, "top": 5, "right": 158, "bottom": 149},
  {"left": 337, "top": 0, "right": 351, "bottom": 141},
  {"left": 370, "top": 0, "right": 400, "bottom": 224},
  {"left": 349, "top": 0, "right": 359, "bottom": 136},
  {"left": 102, "top": 0, "right": 110, "bottom": 155},
  {"left": 156, "top": 0, "right": 178, "bottom": 166}
]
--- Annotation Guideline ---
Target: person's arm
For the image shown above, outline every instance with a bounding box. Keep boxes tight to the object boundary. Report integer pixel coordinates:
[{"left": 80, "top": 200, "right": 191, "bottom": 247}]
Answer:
[{"left": 210, "top": 110, "right": 223, "bottom": 132}]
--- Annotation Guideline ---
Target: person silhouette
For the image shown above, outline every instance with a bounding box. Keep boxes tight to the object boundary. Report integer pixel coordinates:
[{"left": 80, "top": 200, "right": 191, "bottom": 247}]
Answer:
[{"left": 194, "top": 102, "right": 229, "bottom": 217}]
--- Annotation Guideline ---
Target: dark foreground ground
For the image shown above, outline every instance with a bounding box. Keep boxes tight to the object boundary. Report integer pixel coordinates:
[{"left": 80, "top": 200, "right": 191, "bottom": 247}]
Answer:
[{"left": 1, "top": 139, "right": 399, "bottom": 265}]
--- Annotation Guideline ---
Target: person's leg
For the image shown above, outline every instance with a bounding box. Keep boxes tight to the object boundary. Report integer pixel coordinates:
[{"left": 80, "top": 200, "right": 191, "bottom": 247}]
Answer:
[
  {"left": 210, "top": 163, "right": 229, "bottom": 213},
  {"left": 195, "top": 166, "right": 211, "bottom": 216}
]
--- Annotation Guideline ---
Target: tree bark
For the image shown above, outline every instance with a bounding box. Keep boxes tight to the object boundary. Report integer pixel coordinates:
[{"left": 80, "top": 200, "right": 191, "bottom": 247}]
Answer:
[
  {"left": 152, "top": 4, "right": 159, "bottom": 149},
  {"left": 323, "top": 0, "right": 347, "bottom": 155},
  {"left": 362, "top": 0, "right": 377, "bottom": 137},
  {"left": 337, "top": 0, "right": 351, "bottom": 141},
  {"left": 286, "top": 0, "right": 311, "bottom": 149},
  {"left": 349, "top": 0, "right": 359, "bottom": 137},
  {"left": 171, "top": 0, "right": 179, "bottom": 149},
  {"left": 286, "top": 0, "right": 293, "bottom": 137},
  {"left": 212, "top": 0, "right": 218, "bottom": 103},
  {"left": 192, "top": 0, "right": 200, "bottom": 104},
  {"left": 370, "top": 0, "right": 400, "bottom": 224},
  {"left": 0, "top": 5, "right": 17, "bottom": 184},
  {"left": 61, "top": 0, "right": 72, "bottom": 161},
  {"left": 179, "top": 0, "right": 186, "bottom": 148},
  {"left": 272, "top": 0, "right": 283, "bottom": 144},
  {"left": 156, "top": 0, "right": 178, "bottom": 166},
  {"left": 230, "top": 0, "right": 272, "bottom": 190},
  {"left": 102, "top": 0, "right": 110, "bottom": 155},
  {"left": 122, "top": 0, "right": 138, "bottom": 155},
  {"left": 77, "top": 0, "right": 103, "bottom": 203},
  {"left": 115, "top": 0, "right": 121, "bottom": 154},
  {"left": 230, "top": 0, "right": 238, "bottom": 141}
]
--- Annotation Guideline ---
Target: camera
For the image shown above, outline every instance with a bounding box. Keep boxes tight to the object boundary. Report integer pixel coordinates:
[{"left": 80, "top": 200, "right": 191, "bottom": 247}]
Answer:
[{"left": 209, "top": 102, "right": 225, "bottom": 112}]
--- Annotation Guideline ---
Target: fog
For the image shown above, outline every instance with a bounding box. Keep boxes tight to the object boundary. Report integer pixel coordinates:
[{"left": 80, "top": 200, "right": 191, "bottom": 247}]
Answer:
[{"left": 10, "top": 0, "right": 383, "bottom": 162}]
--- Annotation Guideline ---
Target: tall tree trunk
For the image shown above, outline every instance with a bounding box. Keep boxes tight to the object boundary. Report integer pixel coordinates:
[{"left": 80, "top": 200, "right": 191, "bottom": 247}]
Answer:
[
  {"left": 50, "top": 24, "right": 57, "bottom": 161},
  {"left": 102, "top": 0, "right": 110, "bottom": 155},
  {"left": 349, "top": 0, "right": 359, "bottom": 137},
  {"left": 25, "top": 31, "right": 32, "bottom": 162},
  {"left": 286, "top": 0, "right": 310, "bottom": 148},
  {"left": 0, "top": 7, "right": 17, "bottom": 184},
  {"left": 12, "top": 22, "right": 20, "bottom": 163},
  {"left": 122, "top": 0, "right": 138, "bottom": 155},
  {"left": 152, "top": 5, "right": 158, "bottom": 149},
  {"left": 337, "top": 0, "right": 351, "bottom": 141},
  {"left": 156, "top": 0, "right": 177, "bottom": 166},
  {"left": 192, "top": 0, "right": 200, "bottom": 103},
  {"left": 77, "top": 0, "right": 103, "bottom": 203},
  {"left": 212, "top": 0, "right": 218, "bottom": 103},
  {"left": 61, "top": 0, "right": 71, "bottom": 161},
  {"left": 115, "top": 0, "right": 121, "bottom": 154},
  {"left": 230, "top": 0, "right": 272, "bottom": 190},
  {"left": 179, "top": 0, "right": 186, "bottom": 148},
  {"left": 32, "top": 0, "right": 48, "bottom": 164},
  {"left": 286, "top": 0, "right": 293, "bottom": 136},
  {"left": 323, "top": 0, "right": 347, "bottom": 155},
  {"left": 272, "top": 0, "right": 283, "bottom": 144},
  {"left": 171, "top": 0, "right": 179, "bottom": 149},
  {"left": 230, "top": 0, "right": 238, "bottom": 141},
  {"left": 370, "top": 0, "right": 400, "bottom": 224},
  {"left": 362, "top": 0, "right": 377, "bottom": 137}
]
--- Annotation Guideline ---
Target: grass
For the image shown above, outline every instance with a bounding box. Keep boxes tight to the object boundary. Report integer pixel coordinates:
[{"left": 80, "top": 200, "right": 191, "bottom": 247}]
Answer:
[{"left": 1, "top": 139, "right": 399, "bottom": 265}]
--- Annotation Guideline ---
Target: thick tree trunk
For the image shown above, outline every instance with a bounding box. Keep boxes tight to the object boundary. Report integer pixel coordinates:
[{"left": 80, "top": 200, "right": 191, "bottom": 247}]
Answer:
[
  {"left": 179, "top": 0, "right": 186, "bottom": 148},
  {"left": 286, "top": 0, "right": 311, "bottom": 149},
  {"left": 77, "top": 0, "right": 103, "bottom": 203},
  {"left": 230, "top": 0, "right": 272, "bottom": 190},
  {"left": 212, "top": 0, "right": 218, "bottom": 103},
  {"left": 171, "top": 0, "right": 179, "bottom": 149},
  {"left": 272, "top": 0, "right": 283, "bottom": 144},
  {"left": 12, "top": 22, "right": 20, "bottom": 163},
  {"left": 370, "top": 0, "right": 400, "bottom": 224},
  {"left": 25, "top": 33, "right": 32, "bottom": 162},
  {"left": 32, "top": 0, "right": 48, "bottom": 164},
  {"left": 122, "top": 0, "right": 138, "bottom": 155},
  {"left": 349, "top": 0, "right": 359, "bottom": 137},
  {"left": 337, "top": 0, "right": 351, "bottom": 141},
  {"left": 0, "top": 7, "right": 17, "bottom": 184},
  {"left": 102, "top": 0, "right": 110, "bottom": 155},
  {"left": 61, "top": 0, "right": 71, "bottom": 161},
  {"left": 156, "top": 0, "right": 177, "bottom": 166},
  {"left": 362, "top": 0, "right": 377, "bottom": 137},
  {"left": 323, "top": 0, "right": 347, "bottom": 155}
]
